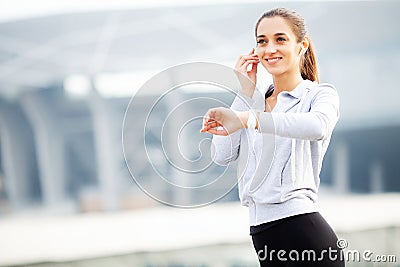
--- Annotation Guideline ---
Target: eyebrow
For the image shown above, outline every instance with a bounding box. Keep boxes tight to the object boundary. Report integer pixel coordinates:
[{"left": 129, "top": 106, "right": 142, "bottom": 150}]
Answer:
[{"left": 256, "top": 33, "right": 288, "bottom": 38}]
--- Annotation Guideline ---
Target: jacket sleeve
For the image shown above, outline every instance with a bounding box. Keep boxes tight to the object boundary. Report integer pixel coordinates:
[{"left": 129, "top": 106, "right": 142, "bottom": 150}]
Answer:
[
  {"left": 257, "top": 85, "right": 340, "bottom": 141},
  {"left": 211, "top": 91, "right": 254, "bottom": 166}
]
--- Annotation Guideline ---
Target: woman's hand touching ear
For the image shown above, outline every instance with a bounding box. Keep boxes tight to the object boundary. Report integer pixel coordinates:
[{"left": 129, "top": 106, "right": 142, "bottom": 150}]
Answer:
[{"left": 234, "top": 48, "right": 259, "bottom": 98}]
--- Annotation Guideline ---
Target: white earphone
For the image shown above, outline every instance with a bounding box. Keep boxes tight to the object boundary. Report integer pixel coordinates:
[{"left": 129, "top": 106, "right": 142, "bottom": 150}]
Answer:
[{"left": 299, "top": 47, "right": 307, "bottom": 56}]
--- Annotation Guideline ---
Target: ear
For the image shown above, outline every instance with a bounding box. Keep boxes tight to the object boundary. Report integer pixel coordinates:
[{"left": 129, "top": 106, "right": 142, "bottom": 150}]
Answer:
[{"left": 299, "top": 36, "right": 310, "bottom": 55}]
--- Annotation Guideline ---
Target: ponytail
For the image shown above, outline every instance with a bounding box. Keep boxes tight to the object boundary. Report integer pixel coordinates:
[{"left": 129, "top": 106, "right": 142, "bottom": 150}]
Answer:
[{"left": 301, "top": 37, "right": 319, "bottom": 83}]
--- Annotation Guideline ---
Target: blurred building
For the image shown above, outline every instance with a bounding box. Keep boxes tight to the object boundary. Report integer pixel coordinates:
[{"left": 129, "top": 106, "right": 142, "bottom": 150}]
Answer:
[
  {"left": 2, "top": 0, "right": 400, "bottom": 215},
  {"left": 0, "top": 1, "right": 399, "bottom": 267},
  {"left": 0, "top": 0, "right": 400, "bottom": 214}
]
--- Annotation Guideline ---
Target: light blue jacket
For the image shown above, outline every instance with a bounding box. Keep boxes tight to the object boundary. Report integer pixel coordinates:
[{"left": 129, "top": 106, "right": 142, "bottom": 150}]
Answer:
[{"left": 211, "top": 80, "right": 340, "bottom": 226}]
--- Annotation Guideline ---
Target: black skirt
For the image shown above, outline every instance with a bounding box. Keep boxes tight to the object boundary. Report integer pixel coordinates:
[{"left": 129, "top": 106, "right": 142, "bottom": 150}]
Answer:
[{"left": 251, "top": 212, "right": 345, "bottom": 267}]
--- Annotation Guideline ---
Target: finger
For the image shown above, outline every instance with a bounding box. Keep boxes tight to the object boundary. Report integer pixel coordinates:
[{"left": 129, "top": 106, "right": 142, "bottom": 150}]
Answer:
[
  {"left": 202, "top": 118, "right": 209, "bottom": 129},
  {"left": 202, "top": 109, "right": 214, "bottom": 125},
  {"left": 200, "top": 122, "right": 222, "bottom": 133},
  {"left": 236, "top": 54, "right": 259, "bottom": 67},
  {"left": 201, "top": 113, "right": 219, "bottom": 128},
  {"left": 249, "top": 48, "right": 259, "bottom": 58},
  {"left": 206, "top": 128, "right": 228, "bottom": 136},
  {"left": 203, "top": 115, "right": 212, "bottom": 126},
  {"left": 239, "top": 57, "right": 259, "bottom": 68},
  {"left": 237, "top": 59, "right": 260, "bottom": 73},
  {"left": 250, "top": 60, "right": 258, "bottom": 72},
  {"left": 201, "top": 121, "right": 221, "bottom": 132},
  {"left": 239, "top": 59, "right": 260, "bottom": 72},
  {"left": 202, "top": 115, "right": 207, "bottom": 126},
  {"left": 200, "top": 126, "right": 208, "bottom": 133},
  {"left": 240, "top": 55, "right": 259, "bottom": 62},
  {"left": 240, "top": 50, "right": 258, "bottom": 60},
  {"left": 200, "top": 119, "right": 212, "bottom": 132}
]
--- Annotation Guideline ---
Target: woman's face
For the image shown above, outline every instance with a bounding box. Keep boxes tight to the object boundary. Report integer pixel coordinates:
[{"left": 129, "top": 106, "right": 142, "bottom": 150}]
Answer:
[{"left": 255, "top": 16, "right": 305, "bottom": 78}]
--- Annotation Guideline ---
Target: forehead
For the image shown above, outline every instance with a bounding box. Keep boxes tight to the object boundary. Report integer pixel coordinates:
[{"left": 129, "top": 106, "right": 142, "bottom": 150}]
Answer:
[{"left": 256, "top": 16, "right": 294, "bottom": 37}]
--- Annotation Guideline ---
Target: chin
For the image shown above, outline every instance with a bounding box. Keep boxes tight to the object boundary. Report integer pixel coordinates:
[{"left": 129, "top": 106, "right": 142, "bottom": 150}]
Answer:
[{"left": 264, "top": 67, "right": 285, "bottom": 77}]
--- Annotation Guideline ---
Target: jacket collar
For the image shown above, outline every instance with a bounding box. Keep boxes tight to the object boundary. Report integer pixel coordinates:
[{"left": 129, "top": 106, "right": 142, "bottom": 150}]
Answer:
[
  {"left": 284, "top": 79, "right": 315, "bottom": 99},
  {"left": 267, "top": 79, "right": 315, "bottom": 99}
]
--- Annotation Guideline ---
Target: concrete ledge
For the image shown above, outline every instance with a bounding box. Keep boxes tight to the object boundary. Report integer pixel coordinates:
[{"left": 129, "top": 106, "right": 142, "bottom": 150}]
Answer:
[{"left": 0, "top": 193, "right": 399, "bottom": 266}]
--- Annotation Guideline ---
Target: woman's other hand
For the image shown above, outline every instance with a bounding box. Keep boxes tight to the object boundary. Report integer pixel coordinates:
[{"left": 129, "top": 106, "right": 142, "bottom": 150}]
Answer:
[{"left": 200, "top": 107, "right": 248, "bottom": 136}]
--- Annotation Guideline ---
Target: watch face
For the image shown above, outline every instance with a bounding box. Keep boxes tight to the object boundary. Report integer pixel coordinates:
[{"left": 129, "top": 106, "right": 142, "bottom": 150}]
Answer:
[{"left": 247, "top": 111, "right": 257, "bottom": 130}]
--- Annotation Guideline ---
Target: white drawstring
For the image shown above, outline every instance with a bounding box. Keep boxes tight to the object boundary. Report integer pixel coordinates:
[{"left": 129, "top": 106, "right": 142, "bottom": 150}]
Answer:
[{"left": 291, "top": 88, "right": 310, "bottom": 185}]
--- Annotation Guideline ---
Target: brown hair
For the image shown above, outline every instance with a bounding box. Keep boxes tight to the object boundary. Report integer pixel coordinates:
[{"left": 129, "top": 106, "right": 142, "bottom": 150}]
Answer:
[{"left": 255, "top": 7, "right": 320, "bottom": 83}]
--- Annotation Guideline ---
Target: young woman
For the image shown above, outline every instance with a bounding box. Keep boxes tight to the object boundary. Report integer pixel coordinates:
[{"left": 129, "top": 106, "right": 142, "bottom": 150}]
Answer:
[{"left": 200, "top": 8, "right": 344, "bottom": 267}]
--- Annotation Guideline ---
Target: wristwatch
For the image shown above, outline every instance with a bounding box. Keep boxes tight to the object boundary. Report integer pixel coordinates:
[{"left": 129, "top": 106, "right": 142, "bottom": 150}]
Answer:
[{"left": 247, "top": 109, "right": 258, "bottom": 131}]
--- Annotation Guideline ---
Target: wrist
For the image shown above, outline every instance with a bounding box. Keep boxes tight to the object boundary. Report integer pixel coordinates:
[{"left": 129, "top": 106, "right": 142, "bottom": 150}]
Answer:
[
  {"left": 241, "top": 111, "right": 250, "bottom": 128},
  {"left": 233, "top": 110, "right": 259, "bottom": 130},
  {"left": 232, "top": 110, "right": 249, "bottom": 129},
  {"left": 246, "top": 110, "right": 260, "bottom": 130}
]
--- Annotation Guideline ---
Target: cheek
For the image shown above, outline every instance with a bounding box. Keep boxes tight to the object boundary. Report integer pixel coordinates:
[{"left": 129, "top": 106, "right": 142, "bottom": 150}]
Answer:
[
  {"left": 255, "top": 48, "right": 264, "bottom": 58},
  {"left": 288, "top": 46, "right": 301, "bottom": 58}
]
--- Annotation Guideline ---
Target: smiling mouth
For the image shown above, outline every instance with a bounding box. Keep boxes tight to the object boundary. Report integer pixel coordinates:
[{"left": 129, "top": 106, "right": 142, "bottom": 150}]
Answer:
[{"left": 266, "top": 57, "right": 282, "bottom": 62}]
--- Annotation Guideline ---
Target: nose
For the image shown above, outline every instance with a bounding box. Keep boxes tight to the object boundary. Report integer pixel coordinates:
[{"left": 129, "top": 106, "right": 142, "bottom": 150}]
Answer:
[
  {"left": 256, "top": 43, "right": 277, "bottom": 56},
  {"left": 265, "top": 43, "right": 277, "bottom": 54}
]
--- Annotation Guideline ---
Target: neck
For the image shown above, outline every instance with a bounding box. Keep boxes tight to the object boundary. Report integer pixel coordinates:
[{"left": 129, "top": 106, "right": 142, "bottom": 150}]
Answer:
[{"left": 272, "top": 71, "right": 303, "bottom": 96}]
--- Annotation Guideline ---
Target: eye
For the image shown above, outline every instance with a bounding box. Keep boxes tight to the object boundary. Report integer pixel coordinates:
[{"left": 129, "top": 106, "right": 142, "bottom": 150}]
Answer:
[
  {"left": 277, "top": 37, "right": 286, "bottom": 42},
  {"left": 256, "top": 39, "right": 266, "bottom": 45}
]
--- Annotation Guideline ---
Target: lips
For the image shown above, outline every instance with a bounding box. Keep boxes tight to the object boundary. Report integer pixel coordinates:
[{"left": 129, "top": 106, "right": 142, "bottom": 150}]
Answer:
[{"left": 266, "top": 57, "right": 282, "bottom": 63}]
